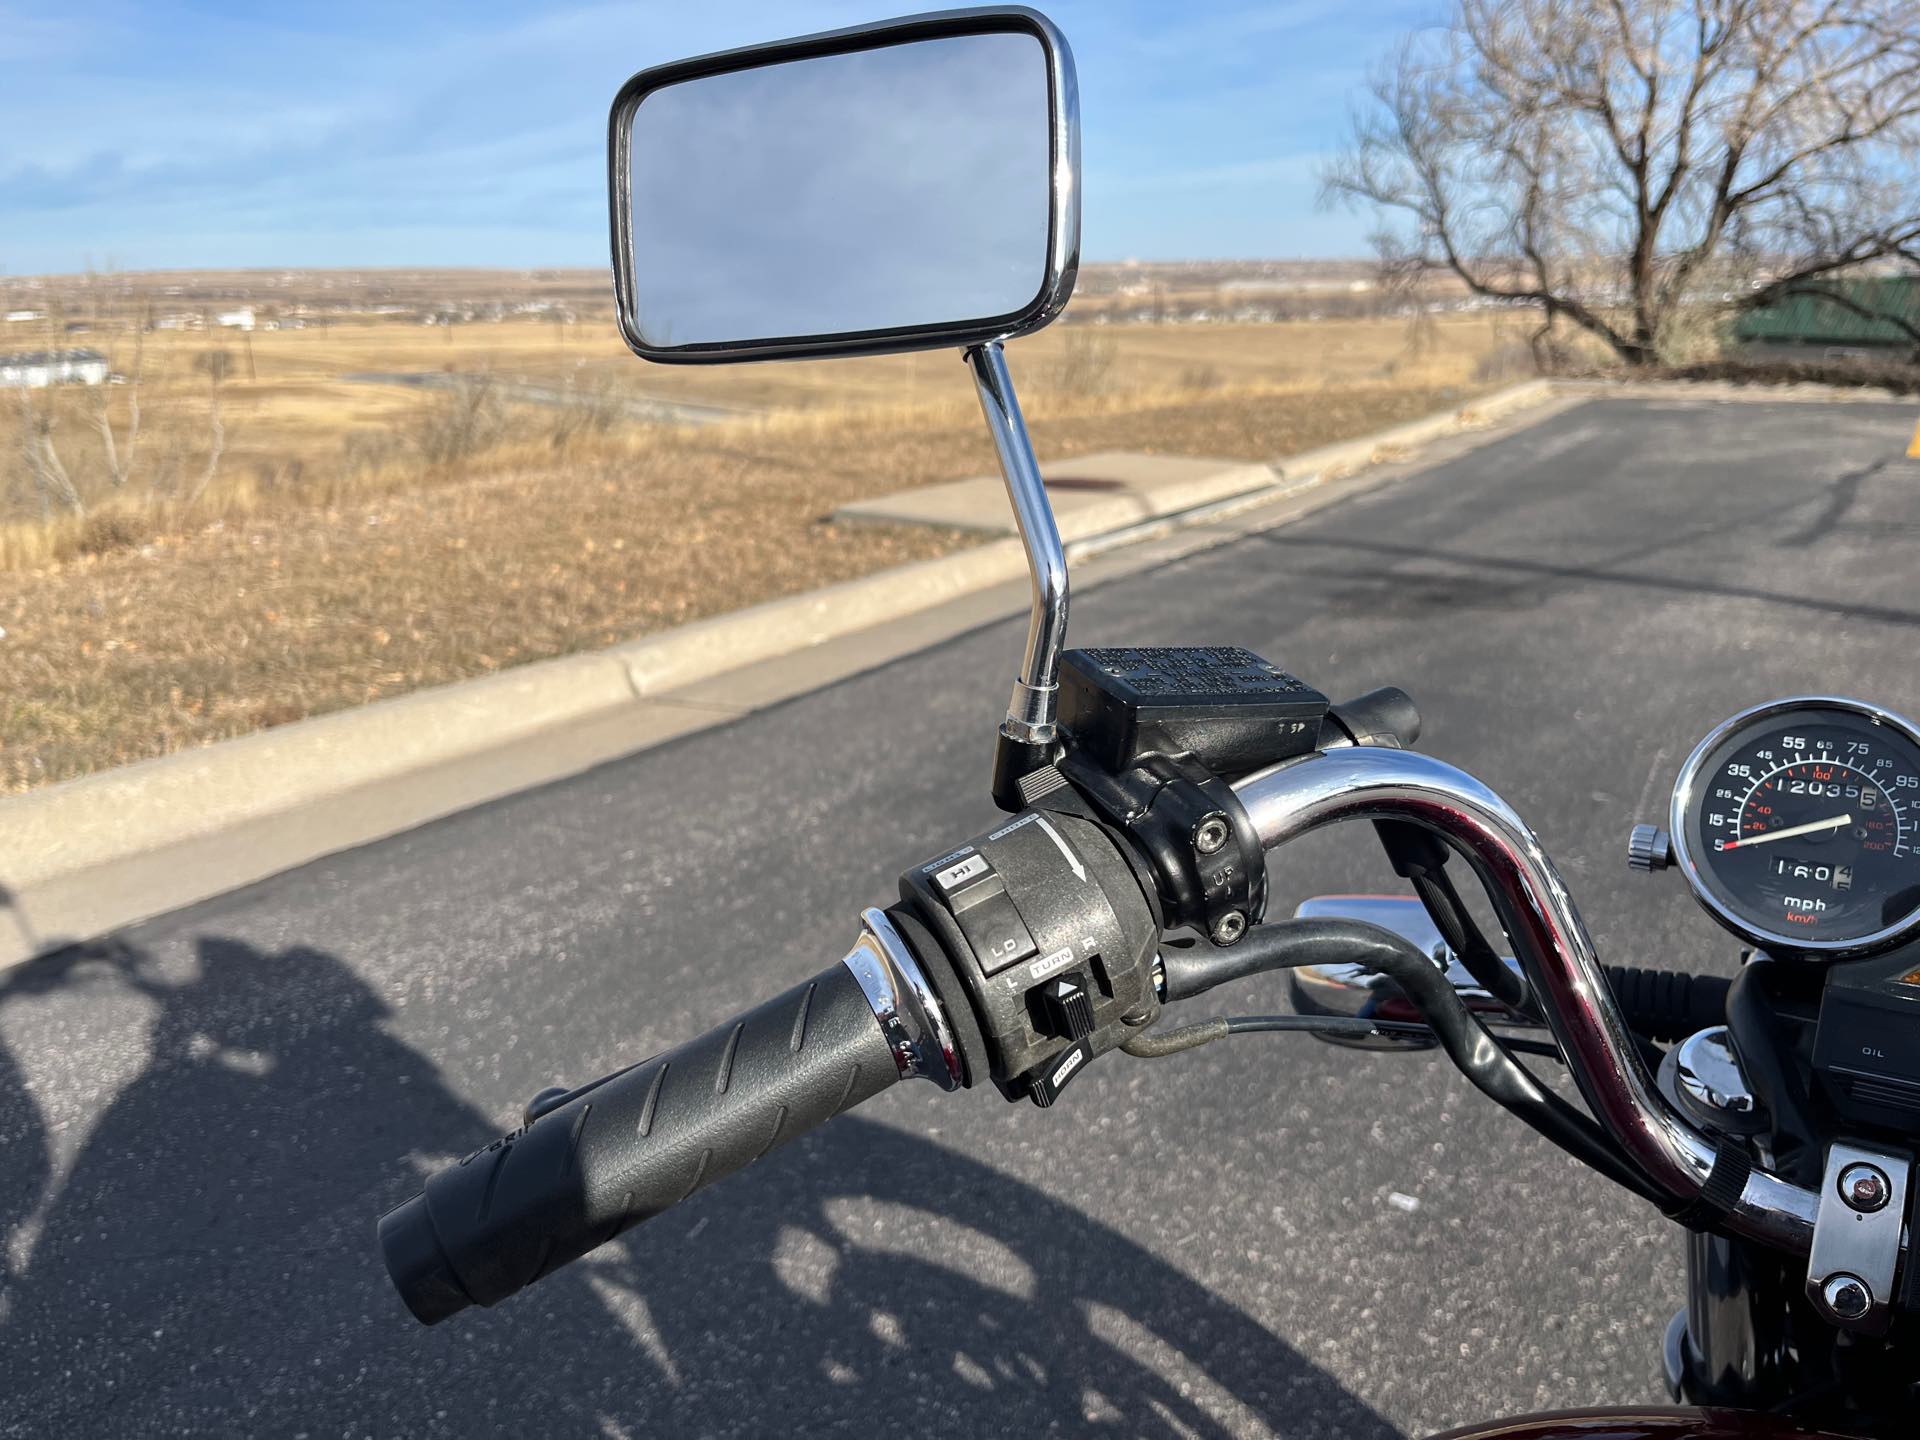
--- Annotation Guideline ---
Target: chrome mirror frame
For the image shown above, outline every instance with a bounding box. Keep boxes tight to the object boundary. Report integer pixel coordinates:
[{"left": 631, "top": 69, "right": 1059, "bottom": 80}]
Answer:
[
  {"left": 606, "top": 5, "right": 1081, "bottom": 366},
  {"left": 608, "top": 6, "right": 1083, "bottom": 773}
]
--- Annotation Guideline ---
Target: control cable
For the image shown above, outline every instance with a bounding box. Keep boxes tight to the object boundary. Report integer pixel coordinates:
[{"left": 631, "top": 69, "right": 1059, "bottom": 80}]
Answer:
[{"left": 1147, "top": 917, "right": 1665, "bottom": 1205}]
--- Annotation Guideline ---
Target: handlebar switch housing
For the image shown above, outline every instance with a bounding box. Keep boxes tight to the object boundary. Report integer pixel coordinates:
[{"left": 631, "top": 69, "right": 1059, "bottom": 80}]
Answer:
[
  {"left": 900, "top": 808, "right": 1159, "bottom": 1104},
  {"left": 1047, "top": 647, "right": 1323, "bottom": 946}
]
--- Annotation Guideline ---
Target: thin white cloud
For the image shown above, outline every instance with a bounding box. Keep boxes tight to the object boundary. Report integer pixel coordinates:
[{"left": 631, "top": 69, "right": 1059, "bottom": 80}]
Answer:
[
  {"left": 1095, "top": 153, "right": 1330, "bottom": 194},
  {"left": 0, "top": 0, "right": 1408, "bottom": 271},
  {"left": 0, "top": 2, "right": 108, "bottom": 61}
]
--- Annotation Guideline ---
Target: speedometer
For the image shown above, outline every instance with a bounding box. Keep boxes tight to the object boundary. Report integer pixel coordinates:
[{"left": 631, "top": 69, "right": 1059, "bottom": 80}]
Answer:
[{"left": 1670, "top": 698, "right": 1920, "bottom": 957}]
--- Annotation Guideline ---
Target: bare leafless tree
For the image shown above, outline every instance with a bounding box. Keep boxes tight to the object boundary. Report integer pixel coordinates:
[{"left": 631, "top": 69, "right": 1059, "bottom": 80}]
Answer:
[
  {"left": 184, "top": 364, "right": 226, "bottom": 508},
  {"left": 94, "top": 325, "right": 145, "bottom": 489},
  {"left": 1324, "top": 0, "right": 1920, "bottom": 364},
  {"left": 14, "top": 392, "right": 86, "bottom": 519}
]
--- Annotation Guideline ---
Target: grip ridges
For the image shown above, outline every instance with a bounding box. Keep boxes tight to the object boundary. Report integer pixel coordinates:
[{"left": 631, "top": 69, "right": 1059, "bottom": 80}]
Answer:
[
  {"left": 476, "top": 1142, "right": 509, "bottom": 1223},
  {"left": 678, "top": 1147, "right": 713, "bottom": 1204},
  {"left": 715, "top": 1023, "right": 744, "bottom": 1094},
  {"left": 833, "top": 1062, "right": 864, "bottom": 1116},
  {"left": 390, "top": 961, "right": 903, "bottom": 1324},
  {"left": 790, "top": 982, "right": 816, "bottom": 1055},
  {"left": 758, "top": 1104, "right": 790, "bottom": 1160},
  {"left": 600, "top": 1190, "right": 638, "bottom": 1251},
  {"left": 562, "top": 1104, "right": 592, "bottom": 1177},
  {"left": 637, "top": 1062, "right": 667, "bottom": 1137}
]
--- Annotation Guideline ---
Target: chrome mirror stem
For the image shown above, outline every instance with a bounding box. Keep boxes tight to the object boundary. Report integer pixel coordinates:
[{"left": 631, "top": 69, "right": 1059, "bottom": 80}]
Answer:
[{"left": 967, "top": 340, "right": 1067, "bottom": 745}]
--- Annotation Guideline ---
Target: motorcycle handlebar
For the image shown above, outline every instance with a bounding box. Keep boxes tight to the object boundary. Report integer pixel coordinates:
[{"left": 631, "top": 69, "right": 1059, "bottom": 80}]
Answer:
[
  {"left": 380, "top": 953, "right": 909, "bottom": 1325},
  {"left": 379, "top": 709, "right": 1819, "bottom": 1328},
  {"left": 1233, "top": 745, "right": 1823, "bottom": 1255}
]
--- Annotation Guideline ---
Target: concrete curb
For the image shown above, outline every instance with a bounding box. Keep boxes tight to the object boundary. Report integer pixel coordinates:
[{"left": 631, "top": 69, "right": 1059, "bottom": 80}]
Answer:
[
  {"left": 611, "top": 537, "right": 1031, "bottom": 695},
  {"left": 0, "top": 375, "right": 1564, "bottom": 965},
  {"left": 0, "top": 654, "right": 637, "bottom": 891},
  {"left": 1272, "top": 378, "right": 1556, "bottom": 484},
  {"left": 1557, "top": 377, "right": 1920, "bottom": 405}
]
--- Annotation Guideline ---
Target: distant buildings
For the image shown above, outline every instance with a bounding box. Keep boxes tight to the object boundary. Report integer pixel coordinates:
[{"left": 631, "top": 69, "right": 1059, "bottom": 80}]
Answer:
[
  {"left": 215, "top": 307, "right": 256, "bottom": 331},
  {"left": 0, "top": 348, "right": 110, "bottom": 389},
  {"left": 1735, "top": 277, "right": 1920, "bottom": 362}
]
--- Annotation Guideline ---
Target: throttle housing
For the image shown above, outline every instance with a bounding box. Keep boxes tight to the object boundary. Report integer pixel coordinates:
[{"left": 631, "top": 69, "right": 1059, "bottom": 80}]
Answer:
[{"left": 900, "top": 807, "right": 1160, "bottom": 1106}]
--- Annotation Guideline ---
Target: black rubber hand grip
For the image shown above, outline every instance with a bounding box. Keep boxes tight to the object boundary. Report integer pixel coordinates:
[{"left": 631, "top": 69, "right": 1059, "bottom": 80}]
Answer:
[{"left": 379, "top": 960, "right": 896, "bottom": 1324}]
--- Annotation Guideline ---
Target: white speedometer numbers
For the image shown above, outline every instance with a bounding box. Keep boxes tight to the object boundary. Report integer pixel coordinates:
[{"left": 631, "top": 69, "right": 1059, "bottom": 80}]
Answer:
[{"left": 1671, "top": 699, "right": 1920, "bottom": 956}]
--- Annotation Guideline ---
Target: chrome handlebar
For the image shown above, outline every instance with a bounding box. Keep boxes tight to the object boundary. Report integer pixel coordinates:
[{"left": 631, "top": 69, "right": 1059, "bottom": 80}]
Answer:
[{"left": 1233, "top": 746, "right": 1821, "bottom": 1255}]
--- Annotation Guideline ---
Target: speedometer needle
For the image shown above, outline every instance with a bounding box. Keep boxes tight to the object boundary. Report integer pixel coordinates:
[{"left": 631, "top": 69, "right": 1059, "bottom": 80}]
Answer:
[{"left": 1722, "top": 814, "right": 1852, "bottom": 850}]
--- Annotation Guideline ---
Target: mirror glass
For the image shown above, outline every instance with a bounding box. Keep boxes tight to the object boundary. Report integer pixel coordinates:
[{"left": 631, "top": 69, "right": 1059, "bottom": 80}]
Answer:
[{"left": 623, "top": 29, "right": 1055, "bottom": 353}]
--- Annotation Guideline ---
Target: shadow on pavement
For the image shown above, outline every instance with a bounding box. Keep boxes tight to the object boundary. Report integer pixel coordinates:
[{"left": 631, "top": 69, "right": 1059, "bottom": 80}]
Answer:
[
  {"left": 0, "top": 935, "right": 1399, "bottom": 1439},
  {"left": 1264, "top": 528, "right": 1920, "bottom": 630}
]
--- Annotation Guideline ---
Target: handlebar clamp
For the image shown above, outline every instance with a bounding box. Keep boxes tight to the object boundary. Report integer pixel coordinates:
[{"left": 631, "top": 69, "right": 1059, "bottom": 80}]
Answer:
[{"left": 1056, "top": 750, "right": 1267, "bottom": 946}]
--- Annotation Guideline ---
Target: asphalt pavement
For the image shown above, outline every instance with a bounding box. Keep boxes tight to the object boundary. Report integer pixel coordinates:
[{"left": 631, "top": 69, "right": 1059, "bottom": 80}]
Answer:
[{"left": 4, "top": 393, "right": 1919, "bottom": 1437}]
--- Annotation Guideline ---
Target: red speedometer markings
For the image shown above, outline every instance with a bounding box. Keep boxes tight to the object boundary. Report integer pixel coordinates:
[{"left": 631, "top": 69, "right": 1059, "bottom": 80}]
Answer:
[{"left": 1685, "top": 705, "right": 1920, "bottom": 950}]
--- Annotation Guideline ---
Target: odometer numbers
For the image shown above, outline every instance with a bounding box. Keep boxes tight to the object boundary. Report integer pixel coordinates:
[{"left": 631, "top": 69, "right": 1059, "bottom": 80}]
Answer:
[{"left": 1672, "top": 700, "right": 1920, "bottom": 955}]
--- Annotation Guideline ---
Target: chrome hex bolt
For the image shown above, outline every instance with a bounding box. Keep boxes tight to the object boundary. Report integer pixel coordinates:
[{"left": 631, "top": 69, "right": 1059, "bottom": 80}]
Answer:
[
  {"left": 1195, "top": 816, "right": 1231, "bottom": 855},
  {"left": 1837, "top": 1162, "right": 1892, "bottom": 1214},
  {"left": 1211, "top": 910, "right": 1247, "bottom": 945},
  {"left": 1822, "top": 1273, "right": 1872, "bottom": 1322}
]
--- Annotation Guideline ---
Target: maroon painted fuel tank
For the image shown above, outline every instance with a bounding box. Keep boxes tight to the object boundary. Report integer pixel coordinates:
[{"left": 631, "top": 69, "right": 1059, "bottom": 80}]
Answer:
[{"left": 1428, "top": 1407, "right": 1864, "bottom": 1440}]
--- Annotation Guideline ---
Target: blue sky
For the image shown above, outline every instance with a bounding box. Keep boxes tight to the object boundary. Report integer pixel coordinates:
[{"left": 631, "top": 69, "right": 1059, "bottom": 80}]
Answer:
[{"left": 0, "top": 1, "right": 1438, "bottom": 275}]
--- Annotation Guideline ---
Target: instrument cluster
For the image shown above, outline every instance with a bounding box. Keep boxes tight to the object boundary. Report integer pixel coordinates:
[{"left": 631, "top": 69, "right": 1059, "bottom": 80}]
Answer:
[{"left": 1664, "top": 698, "right": 1920, "bottom": 958}]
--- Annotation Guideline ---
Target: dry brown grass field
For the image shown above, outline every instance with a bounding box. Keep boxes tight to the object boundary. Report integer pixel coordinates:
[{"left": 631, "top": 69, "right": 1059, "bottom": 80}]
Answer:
[{"left": 0, "top": 270, "right": 1522, "bottom": 791}]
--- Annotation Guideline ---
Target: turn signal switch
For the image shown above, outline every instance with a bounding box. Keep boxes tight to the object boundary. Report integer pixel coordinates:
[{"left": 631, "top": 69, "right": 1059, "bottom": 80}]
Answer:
[
  {"left": 898, "top": 806, "right": 1161, "bottom": 1110},
  {"left": 1037, "top": 973, "right": 1095, "bottom": 1043},
  {"left": 1627, "top": 824, "right": 1673, "bottom": 873}
]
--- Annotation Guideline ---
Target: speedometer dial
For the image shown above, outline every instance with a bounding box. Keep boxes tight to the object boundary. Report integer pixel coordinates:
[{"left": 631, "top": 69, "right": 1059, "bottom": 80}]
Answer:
[{"left": 1671, "top": 698, "right": 1920, "bottom": 956}]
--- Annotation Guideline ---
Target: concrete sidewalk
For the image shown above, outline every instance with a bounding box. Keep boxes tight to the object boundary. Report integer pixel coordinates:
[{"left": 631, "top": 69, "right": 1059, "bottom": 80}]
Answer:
[{"left": 834, "top": 449, "right": 1279, "bottom": 540}]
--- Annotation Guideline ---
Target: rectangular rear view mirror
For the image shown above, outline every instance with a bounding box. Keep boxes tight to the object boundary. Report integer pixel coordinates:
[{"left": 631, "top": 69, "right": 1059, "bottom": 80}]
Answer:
[{"left": 608, "top": 7, "right": 1079, "bottom": 364}]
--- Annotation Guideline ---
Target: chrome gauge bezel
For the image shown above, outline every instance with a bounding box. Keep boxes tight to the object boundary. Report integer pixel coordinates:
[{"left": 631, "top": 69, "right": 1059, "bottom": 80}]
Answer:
[{"left": 1669, "top": 695, "right": 1920, "bottom": 958}]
